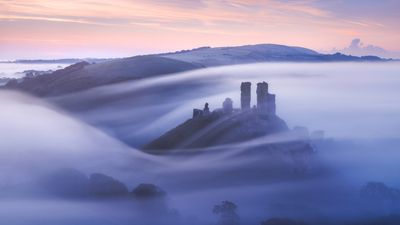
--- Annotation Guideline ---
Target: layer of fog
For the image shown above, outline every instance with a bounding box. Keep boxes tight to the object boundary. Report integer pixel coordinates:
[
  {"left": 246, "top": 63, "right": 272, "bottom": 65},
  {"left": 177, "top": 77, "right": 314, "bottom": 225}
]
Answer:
[
  {"left": 1, "top": 62, "right": 400, "bottom": 224},
  {"left": 0, "top": 63, "right": 70, "bottom": 79},
  {"left": 0, "top": 91, "right": 161, "bottom": 188},
  {"left": 51, "top": 62, "right": 400, "bottom": 146}
]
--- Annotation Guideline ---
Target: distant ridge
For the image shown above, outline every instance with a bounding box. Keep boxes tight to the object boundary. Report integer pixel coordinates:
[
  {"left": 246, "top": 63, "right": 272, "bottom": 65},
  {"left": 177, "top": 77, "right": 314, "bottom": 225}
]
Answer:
[
  {"left": 3, "top": 55, "right": 202, "bottom": 96},
  {"left": 3, "top": 43, "right": 390, "bottom": 97},
  {"left": 160, "top": 44, "right": 388, "bottom": 66}
]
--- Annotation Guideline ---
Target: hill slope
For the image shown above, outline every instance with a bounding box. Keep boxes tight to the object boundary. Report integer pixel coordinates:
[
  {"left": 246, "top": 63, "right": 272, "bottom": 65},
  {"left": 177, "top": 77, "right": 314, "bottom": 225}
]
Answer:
[
  {"left": 4, "top": 44, "right": 387, "bottom": 96},
  {"left": 160, "top": 44, "right": 320, "bottom": 66},
  {"left": 144, "top": 110, "right": 289, "bottom": 151},
  {"left": 4, "top": 55, "right": 202, "bottom": 96},
  {"left": 161, "top": 44, "right": 386, "bottom": 66}
]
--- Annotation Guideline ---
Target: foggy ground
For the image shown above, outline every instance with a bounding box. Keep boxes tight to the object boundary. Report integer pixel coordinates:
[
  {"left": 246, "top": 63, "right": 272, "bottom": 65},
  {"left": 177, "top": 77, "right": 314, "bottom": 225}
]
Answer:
[{"left": 1, "top": 62, "right": 400, "bottom": 224}]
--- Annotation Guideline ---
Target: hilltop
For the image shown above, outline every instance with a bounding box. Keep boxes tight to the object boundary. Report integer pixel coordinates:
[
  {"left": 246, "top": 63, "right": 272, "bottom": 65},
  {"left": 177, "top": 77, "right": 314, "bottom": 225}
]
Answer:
[
  {"left": 144, "top": 81, "right": 312, "bottom": 154},
  {"left": 160, "top": 44, "right": 386, "bottom": 66},
  {"left": 4, "top": 55, "right": 202, "bottom": 96},
  {"left": 3, "top": 43, "right": 388, "bottom": 96}
]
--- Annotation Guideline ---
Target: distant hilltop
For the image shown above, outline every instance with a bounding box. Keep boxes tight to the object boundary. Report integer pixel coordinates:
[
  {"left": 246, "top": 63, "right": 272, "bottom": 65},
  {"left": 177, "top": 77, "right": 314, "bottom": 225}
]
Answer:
[
  {"left": 3, "top": 43, "right": 392, "bottom": 97},
  {"left": 3, "top": 43, "right": 391, "bottom": 65},
  {"left": 159, "top": 43, "right": 390, "bottom": 66}
]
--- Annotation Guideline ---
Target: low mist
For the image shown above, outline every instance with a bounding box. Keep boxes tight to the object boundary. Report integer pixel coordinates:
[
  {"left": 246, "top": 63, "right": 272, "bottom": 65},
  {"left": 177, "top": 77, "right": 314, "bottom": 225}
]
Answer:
[{"left": 1, "top": 62, "right": 400, "bottom": 224}]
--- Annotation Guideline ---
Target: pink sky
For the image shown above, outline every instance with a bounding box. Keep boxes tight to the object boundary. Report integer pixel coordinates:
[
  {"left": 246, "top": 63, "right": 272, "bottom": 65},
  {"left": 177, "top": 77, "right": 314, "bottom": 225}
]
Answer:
[{"left": 0, "top": 0, "right": 399, "bottom": 59}]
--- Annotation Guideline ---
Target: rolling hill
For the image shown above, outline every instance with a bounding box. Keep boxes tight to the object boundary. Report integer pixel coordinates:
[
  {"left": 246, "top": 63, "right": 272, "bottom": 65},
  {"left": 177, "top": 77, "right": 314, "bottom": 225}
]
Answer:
[
  {"left": 3, "top": 44, "right": 387, "bottom": 96},
  {"left": 4, "top": 55, "right": 202, "bottom": 96}
]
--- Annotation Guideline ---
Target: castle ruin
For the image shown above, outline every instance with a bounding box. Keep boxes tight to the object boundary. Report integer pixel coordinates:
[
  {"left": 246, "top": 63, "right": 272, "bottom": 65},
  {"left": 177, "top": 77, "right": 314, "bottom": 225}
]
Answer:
[
  {"left": 240, "top": 82, "right": 251, "bottom": 110},
  {"left": 193, "top": 81, "right": 276, "bottom": 118},
  {"left": 256, "top": 82, "right": 268, "bottom": 113}
]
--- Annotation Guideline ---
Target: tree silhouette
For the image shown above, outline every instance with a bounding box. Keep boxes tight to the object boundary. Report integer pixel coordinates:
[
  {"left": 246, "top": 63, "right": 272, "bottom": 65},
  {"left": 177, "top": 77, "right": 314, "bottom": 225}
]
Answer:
[{"left": 213, "top": 201, "right": 240, "bottom": 225}]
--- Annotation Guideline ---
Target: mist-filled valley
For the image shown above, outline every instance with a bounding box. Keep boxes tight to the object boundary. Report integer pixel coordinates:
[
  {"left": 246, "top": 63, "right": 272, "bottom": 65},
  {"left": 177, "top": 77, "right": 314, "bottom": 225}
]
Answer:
[
  {"left": 0, "top": 63, "right": 70, "bottom": 79},
  {"left": 1, "top": 62, "right": 400, "bottom": 225}
]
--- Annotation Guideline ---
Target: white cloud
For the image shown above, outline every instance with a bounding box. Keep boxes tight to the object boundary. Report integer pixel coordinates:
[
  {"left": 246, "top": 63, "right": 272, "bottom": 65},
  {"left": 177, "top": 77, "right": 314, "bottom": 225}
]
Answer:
[{"left": 338, "top": 38, "right": 400, "bottom": 59}]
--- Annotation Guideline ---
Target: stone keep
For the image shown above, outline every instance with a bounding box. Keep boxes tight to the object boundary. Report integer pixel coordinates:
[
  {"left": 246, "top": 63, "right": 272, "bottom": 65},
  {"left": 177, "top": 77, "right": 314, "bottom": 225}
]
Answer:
[
  {"left": 256, "top": 82, "right": 268, "bottom": 114},
  {"left": 240, "top": 82, "right": 251, "bottom": 110}
]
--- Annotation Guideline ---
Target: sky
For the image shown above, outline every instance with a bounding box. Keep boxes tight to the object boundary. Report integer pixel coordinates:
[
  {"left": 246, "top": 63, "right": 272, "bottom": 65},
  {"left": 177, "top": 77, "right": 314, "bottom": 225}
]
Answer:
[{"left": 0, "top": 0, "right": 399, "bottom": 59}]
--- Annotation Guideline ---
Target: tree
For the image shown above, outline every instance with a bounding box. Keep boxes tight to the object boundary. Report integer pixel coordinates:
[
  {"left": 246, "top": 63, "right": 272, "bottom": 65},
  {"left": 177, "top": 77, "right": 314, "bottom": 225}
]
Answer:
[{"left": 213, "top": 201, "right": 240, "bottom": 225}]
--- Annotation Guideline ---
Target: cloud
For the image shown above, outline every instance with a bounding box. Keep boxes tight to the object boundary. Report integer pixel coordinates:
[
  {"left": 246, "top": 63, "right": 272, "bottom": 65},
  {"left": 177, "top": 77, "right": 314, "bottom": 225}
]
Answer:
[
  {"left": 337, "top": 38, "right": 400, "bottom": 59},
  {"left": 0, "top": 14, "right": 123, "bottom": 27},
  {"left": 149, "top": 0, "right": 207, "bottom": 9},
  {"left": 1, "top": 0, "right": 399, "bottom": 59}
]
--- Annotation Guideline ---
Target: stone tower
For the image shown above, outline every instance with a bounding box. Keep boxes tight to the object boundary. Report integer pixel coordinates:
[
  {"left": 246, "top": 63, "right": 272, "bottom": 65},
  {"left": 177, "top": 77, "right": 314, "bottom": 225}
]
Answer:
[
  {"left": 240, "top": 82, "right": 251, "bottom": 110},
  {"left": 223, "top": 98, "right": 233, "bottom": 114},
  {"left": 256, "top": 82, "right": 268, "bottom": 114}
]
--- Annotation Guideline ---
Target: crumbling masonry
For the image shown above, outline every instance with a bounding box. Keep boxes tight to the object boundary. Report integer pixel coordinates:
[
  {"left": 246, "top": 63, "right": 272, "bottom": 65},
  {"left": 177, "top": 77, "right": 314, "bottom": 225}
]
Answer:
[{"left": 193, "top": 81, "right": 276, "bottom": 118}]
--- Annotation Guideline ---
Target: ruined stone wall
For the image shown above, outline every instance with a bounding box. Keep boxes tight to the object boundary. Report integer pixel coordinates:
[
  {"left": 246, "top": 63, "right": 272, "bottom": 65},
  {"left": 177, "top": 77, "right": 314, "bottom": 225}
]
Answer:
[
  {"left": 256, "top": 82, "right": 268, "bottom": 114},
  {"left": 223, "top": 98, "right": 233, "bottom": 114},
  {"left": 240, "top": 82, "right": 251, "bottom": 110}
]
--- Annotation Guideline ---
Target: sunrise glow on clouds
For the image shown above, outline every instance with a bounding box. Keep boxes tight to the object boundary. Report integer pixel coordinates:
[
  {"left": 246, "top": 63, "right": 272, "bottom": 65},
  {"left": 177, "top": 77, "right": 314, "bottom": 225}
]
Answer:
[{"left": 0, "top": 0, "right": 399, "bottom": 59}]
